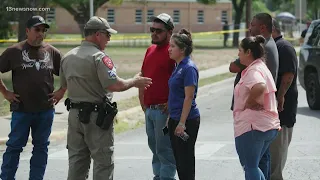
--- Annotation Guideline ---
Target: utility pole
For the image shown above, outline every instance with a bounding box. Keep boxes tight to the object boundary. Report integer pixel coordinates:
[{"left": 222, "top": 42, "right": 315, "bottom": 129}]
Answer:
[
  {"left": 246, "top": 0, "right": 252, "bottom": 37},
  {"left": 299, "top": 0, "right": 302, "bottom": 26},
  {"left": 90, "top": 0, "right": 94, "bottom": 17}
]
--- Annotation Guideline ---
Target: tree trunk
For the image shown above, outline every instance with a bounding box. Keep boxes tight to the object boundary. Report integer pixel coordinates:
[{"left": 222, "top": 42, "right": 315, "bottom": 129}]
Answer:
[
  {"left": 18, "top": 0, "right": 37, "bottom": 42},
  {"left": 74, "top": 15, "right": 89, "bottom": 38},
  {"left": 314, "top": 8, "right": 319, "bottom": 19},
  {"left": 232, "top": 13, "right": 242, "bottom": 47},
  {"left": 18, "top": 11, "right": 35, "bottom": 42},
  {"left": 232, "top": 0, "right": 246, "bottom": 47}
]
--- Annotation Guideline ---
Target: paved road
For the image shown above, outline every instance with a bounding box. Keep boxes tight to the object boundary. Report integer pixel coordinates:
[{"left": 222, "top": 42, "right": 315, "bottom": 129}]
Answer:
[{"left": 0, "top": 78, "right": 319, "bottom": 180}]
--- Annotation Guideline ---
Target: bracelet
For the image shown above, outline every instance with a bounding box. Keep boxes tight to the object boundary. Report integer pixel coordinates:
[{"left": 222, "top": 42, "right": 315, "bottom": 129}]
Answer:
[{"left": 178, "top": 122, "right": 186, "bottom": 129}]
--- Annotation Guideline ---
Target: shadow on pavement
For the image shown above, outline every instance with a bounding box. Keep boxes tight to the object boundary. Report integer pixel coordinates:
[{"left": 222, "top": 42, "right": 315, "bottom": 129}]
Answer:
[{"left": 297, "top": 106, "right": 320, "bottom": 119}]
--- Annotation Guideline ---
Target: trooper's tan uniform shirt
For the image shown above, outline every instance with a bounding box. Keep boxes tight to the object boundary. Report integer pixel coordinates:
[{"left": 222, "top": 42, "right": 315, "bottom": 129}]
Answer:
[{"left": 60, "top": 40, "right": 117, "bottom": 180}]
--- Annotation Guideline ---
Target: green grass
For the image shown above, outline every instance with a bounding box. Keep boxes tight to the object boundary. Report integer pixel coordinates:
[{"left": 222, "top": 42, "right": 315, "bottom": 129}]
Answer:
[
  {"left": 117, "top": 95, "right": 140, "bottom": 111},
  {"left": 0, "top": 96, "right": 10, "bottom": 116},
  {"left": 114, "top": 118, "right": 144, "bottom": 134}
]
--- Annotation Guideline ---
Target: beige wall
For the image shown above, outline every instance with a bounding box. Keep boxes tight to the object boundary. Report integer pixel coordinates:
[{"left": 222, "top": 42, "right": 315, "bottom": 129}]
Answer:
[
  {"left": 54, "top": 8, "right": 80, "bottom": 33},
  {"left": 55, "top": 1, "right": 232, "bottom": 34}
]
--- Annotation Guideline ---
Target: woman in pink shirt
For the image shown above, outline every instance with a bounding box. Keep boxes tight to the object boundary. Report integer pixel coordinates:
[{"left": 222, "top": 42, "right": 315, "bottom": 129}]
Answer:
[{"left": 233, "top": 35, "right": 281, "bottom": 180}]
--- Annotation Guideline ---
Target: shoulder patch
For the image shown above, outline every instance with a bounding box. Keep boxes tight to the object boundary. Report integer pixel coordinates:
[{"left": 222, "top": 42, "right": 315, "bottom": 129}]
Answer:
[
  {"left": 102, "top": 56, "right": 114, "bottom": 69},
  {"left": 108, "top": 70, "right": 117, "bottom": 79}
]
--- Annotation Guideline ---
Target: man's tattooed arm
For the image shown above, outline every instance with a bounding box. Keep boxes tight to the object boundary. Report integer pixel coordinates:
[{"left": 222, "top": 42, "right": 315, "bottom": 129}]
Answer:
[{"left": 277, "top": 73, "right": 295, "bottom": 98}]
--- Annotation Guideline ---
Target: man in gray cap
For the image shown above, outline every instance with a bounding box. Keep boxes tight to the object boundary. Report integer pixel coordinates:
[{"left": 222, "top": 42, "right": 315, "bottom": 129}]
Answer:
[
  {"left": 139, "top": 13, "right": 177, "bottom": 180},
  {"left": 60, "top": 16, "right": 152, "bottom": 180}
]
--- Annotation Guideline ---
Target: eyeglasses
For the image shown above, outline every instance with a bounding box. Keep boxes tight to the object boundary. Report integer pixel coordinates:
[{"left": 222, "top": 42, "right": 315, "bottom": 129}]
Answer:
[
  {"left": 150, "top": 27, "right": 165, "bottom": 34},
  {"left": 99, "top": 31, "right": 111, "bottom": 38},
  {"left": 34, "top": 27, "right": 48, "bottom": 33}
]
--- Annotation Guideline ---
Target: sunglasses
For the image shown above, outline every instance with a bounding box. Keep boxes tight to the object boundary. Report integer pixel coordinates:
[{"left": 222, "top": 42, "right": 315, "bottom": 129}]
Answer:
[
  {"left": 99, "top": 31, "right": 111, "bottom": 38},
  {"left": 150, "top": 27, "right": 166, "bottom": 34},
  {"left": 34, "top": 27, "right": 48, "bottom": 33}
]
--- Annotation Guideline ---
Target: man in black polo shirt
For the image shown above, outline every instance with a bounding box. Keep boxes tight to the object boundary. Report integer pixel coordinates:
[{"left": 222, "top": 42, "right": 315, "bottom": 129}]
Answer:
[{"left": 270, "top": 19, "right": 298, "bottom": 180}]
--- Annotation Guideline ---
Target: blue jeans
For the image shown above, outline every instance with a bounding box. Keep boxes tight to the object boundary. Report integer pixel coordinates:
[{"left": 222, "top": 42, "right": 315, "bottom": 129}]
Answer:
[
  {"left": 235, "top": 129, "right": 277, "bottom": 180},
  {"left": 259, "top": 147, "right": 270, "bottom": 180},
  {"left": 145, "top": 108, "right": 176, "bottom": 180},
  {"left": 0, "top": 109, "right": 55, "bottom": 180}
]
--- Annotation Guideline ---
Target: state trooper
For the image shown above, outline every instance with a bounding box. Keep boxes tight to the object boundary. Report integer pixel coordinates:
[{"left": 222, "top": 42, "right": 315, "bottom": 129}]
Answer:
[{"left": 59, "top": 16, "right": 152, "bottom": 180}]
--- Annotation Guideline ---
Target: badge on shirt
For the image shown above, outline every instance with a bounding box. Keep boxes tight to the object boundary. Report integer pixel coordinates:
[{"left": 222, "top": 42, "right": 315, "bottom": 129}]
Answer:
[
  {"left": 102, "top": 56, "right": 114, "bottom": 69},
  {"left": 108, "top": 70, "right": 117, "bottom": 79}
]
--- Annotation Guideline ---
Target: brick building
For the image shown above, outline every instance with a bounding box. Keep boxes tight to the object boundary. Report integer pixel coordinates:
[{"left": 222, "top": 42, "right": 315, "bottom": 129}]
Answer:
[{"left": 47, "top": 0, "right": 232, "bottom": 34}]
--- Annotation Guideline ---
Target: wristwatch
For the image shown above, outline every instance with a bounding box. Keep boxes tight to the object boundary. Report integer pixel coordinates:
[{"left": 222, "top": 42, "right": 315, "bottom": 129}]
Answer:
[{"left": 178, "top": 122, "right": 186, "bottom": 130}]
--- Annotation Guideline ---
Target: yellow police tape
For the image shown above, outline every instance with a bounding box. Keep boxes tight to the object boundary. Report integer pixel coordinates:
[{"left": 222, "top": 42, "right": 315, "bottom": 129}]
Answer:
[{"left": 0, "top": 28, "right": 299, "bottom": 43}]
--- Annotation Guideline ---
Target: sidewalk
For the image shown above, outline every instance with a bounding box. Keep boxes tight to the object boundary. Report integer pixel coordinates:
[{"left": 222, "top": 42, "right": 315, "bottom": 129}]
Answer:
[{"left": 0, "top": 63, "right": 231, "bottom": 144}]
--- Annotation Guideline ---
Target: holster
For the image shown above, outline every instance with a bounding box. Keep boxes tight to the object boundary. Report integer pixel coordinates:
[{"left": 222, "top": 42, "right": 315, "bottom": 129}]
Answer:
[
  {"left": 96, "top": 97, "right": 118, "bottom": 130},
  {"left": 64, "top": 98, "right": 99, "bottom": 124}
]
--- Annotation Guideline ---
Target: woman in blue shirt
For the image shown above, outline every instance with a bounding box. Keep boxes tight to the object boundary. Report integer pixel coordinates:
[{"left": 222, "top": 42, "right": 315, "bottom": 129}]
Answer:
[{"left": 167, "top": 28, "right": 200, "bottom": 180}]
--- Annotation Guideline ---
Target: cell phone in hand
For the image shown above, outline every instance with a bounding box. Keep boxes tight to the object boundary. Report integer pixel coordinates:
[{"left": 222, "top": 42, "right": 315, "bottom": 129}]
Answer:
[
  {"left": 178, "top": 132, "right": 189, "bottom": 141},
  {"left": 162, "top": 126, "right": 169, "bottom": 135}
]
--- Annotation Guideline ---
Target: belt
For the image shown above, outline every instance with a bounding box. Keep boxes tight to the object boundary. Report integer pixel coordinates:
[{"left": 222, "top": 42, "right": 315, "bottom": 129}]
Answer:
[
  {"left": 147, "top": 104, "right": 166, "bottom": 110},
  {"left": 69, "top": 102, "right": 100, "bottom": 112}
]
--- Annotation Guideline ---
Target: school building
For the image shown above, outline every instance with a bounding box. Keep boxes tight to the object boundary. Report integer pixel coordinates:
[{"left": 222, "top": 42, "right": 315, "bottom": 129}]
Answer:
[{"left": 46, "top": 0, "right": 233, "bottom": 34}]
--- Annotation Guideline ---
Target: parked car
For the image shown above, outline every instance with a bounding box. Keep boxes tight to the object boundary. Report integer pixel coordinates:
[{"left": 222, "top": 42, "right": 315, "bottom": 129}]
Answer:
[{"left": 298, "top": 19, "right": 320, "bottom": 110}]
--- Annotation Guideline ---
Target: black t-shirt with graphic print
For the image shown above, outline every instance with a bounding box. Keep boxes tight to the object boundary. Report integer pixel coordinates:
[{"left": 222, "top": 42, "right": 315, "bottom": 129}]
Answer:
[{"left": 0, "top": 40, "right": 62, "bottom": 112}]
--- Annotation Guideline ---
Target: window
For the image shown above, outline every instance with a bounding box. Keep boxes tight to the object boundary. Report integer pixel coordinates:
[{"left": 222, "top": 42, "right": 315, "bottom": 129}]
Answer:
[
  {"left": 147, "top": 9, "right": 154, "bottom": 23},
  {"left": 221, "top": 10, "right": 228, "bottom": 22},
  {"left": 135, "top": 9, "right": 142, "bottom": 24},
  {"left": 197, "top": 10, "right": 204, "bottom": 24},
  {"left": 46, "top": 8, "right": 55, "bottom": 23},
  {"left": 107, "top": 9, "right": 115, "bottom": 23},
  {"left": 173, "top": 10, "right": 180, "bottom": 24},
  {"left": 306, "top": 23, "right": 320, "bottom": 46}
]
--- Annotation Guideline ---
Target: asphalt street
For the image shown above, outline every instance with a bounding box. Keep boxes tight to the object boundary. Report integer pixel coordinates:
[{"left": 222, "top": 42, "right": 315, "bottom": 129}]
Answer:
[{"left": 0, "top": 78, "right": 319, "bottom": 180}]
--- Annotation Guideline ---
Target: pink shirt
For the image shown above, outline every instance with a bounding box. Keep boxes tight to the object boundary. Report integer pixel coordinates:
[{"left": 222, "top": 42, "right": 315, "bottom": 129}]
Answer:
[{"left": 233, "top": 59, "right": 280, "bottom": 138}]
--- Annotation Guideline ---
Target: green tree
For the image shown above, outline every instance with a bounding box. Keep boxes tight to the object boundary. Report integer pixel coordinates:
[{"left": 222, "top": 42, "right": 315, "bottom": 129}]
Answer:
[
  {"left": 0, "top": 0, "right": 19, "bottom": 40},
  {"left": 198, "top": 0, "right": 248, "bottom": 47},
  {"left": 272, "top": 0, "right": 319, "bottom": 20},
  {"left": 52, "top": 0, "right": 122, "bottom": 37},
  {"left": 307, "top": 0, "right": 319, "bottom": 19},
  {"left": 240, "top": 0, "right": 272, "bottom": 21}
]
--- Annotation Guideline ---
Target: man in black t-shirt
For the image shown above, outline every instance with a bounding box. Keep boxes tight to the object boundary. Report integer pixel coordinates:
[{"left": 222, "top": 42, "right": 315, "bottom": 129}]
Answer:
[
  {"left": 270, "top": 18, "right": 298, "bottom": 180},
  {"left": 0, "top": 16, "right": 65, "bottom": 180}
]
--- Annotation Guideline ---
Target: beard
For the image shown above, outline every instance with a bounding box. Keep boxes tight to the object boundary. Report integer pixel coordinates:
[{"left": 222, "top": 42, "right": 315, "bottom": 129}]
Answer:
[
  {"left": 151, "top": 34, "right": 168, "bottom": 45},
  {"left": 31, "top": 38, "right": 43, "bottom": 46}
]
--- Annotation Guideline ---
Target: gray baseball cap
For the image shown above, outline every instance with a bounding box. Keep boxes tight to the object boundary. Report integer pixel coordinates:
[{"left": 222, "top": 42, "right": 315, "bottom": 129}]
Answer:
[
  {"left": 150, "top": 13, "right": 174, "bottom": 29},
  {"left": 84, "top": 16, "right": 117, "bottom": 34}
]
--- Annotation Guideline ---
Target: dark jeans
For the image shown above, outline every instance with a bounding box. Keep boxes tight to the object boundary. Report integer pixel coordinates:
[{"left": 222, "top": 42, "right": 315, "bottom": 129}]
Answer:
[
  {"left": 235, "top": 129, "right": 277, "bottom": 180},
  {"left": 260, "top": 147, "right": 270, "bottom": 180},
  {"left": 168, "top": 117, "right": 200, "bottom": 180},
  {"left": 0, "top": 109, "right": 55, "bottom": 180}
]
